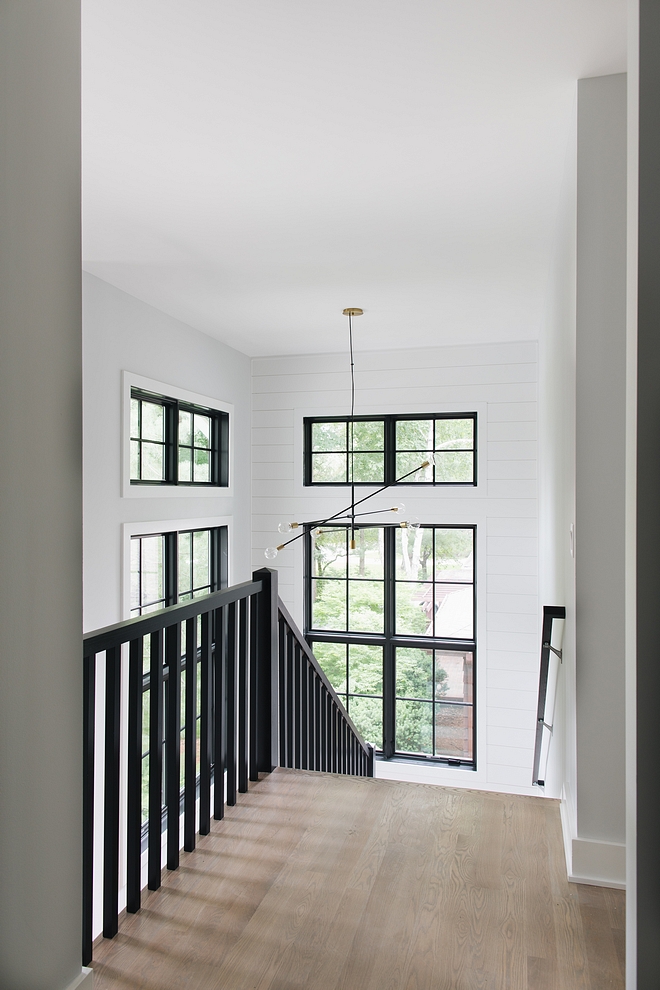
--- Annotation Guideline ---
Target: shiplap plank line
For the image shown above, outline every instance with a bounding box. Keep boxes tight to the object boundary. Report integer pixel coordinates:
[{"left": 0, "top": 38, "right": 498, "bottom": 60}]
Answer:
[
  {"left": 253, "top": 383, "right": 537, "bottom": 411},
  {"left": 252, "top": 341, "right": 538, "bottom": 377},
  {"left": 252, "top": 363, "right": 537, "bottom": 394}
]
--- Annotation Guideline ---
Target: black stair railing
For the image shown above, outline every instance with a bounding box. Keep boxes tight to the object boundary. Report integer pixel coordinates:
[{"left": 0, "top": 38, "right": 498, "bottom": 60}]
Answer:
[
  {"left": 278, "top": 600, "right": 375, "bottom": 777},
  {"left": 532, "top": 605, "right": 566, "bottom": 786},
  {"left": 81, "top": 566, "right": 373, "bottom": 966}
]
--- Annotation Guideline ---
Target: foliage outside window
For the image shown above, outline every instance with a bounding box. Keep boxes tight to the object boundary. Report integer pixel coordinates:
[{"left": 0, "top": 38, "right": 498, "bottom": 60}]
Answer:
[
  {"left": 130, "top": 388, "right": 229, "bottom": 486},
  {"left": 304, "top": 414, "right": 476, "bottom": 486},
  {"left": 305, "top": 523, "right": 475, "bottom": 765}
]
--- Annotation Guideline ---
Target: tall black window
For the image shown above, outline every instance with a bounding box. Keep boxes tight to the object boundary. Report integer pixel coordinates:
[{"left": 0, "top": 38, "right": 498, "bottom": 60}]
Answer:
[
  {"left": 304, "top": 413, "right": 476, "bottom": 486},
  {"left": 305, "top": 523, "right": 475, "bottom": 766},
  {"left": 130, "top": 388, "right": 229, "bottom": 486}
]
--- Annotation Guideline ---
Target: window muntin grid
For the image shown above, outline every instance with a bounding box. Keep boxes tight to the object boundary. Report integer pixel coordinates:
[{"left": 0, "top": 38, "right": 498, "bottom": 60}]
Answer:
[
  {"left": 305, "top": 523, "right": 476, "bottom": 765},
  {"left": 304, "top": 413, "right": 476, "bottom": 487},
  {"left": 130, "top": 388, "right": 228, "bottom": 486}
]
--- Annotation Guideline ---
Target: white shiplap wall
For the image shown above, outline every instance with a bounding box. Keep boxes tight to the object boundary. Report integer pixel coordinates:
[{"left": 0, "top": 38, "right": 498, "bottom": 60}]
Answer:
[{"left": 251, "top": 341, "right": 544, "bottom": 796}]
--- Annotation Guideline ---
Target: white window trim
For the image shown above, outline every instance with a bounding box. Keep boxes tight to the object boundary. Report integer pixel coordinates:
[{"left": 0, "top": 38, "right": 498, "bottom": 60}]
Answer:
[
  {"left": 122, "top": 514, "right": 233, "bottom": 620},
  {"left": 121, "top": 371, "right": 234, "bottom": 499}
]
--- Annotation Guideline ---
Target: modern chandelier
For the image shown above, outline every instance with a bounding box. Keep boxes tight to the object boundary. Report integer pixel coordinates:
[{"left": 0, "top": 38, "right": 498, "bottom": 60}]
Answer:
[{"left": 264, "top": 308, "right": 434, "bottom": 560}]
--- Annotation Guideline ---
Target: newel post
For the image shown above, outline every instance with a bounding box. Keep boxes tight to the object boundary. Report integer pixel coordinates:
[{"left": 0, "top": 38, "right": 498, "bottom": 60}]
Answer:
[{"left": 253, "top": 567, "right": 279, "bottom": 772}]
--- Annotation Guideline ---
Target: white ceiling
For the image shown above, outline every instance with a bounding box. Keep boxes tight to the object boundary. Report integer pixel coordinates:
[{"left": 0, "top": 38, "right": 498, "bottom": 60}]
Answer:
[{"left": 82, "top": 0, "right": 626, "bottom": 356}]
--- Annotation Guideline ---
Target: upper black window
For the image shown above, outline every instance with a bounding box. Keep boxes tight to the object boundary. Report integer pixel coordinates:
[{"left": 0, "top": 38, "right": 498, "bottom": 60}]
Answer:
[
  {"left": 303, "top": 413, "right": 476, "bottom": 486},
  {"left": 130, "top": 388, "right": 229, "bottom": 486}
]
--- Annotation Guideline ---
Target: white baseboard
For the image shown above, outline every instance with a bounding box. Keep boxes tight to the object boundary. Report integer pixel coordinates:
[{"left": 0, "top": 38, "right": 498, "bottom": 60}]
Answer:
[
  {"left": 64, "top": 967, "right": 93, "bottom": 990},
  {"left": 569, "top": 836, "right": 626, "bottom": 889}
]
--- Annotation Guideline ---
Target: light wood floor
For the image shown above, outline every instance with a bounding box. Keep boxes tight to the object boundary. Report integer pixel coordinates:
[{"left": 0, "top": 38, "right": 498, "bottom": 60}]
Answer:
[{"left": 91, "top": 769, "right": 625, "bottom": 990}]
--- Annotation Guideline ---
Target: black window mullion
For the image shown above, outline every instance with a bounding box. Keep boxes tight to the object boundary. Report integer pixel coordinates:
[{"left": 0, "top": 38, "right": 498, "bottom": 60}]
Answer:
[
  {"left": 385, "top": 415, "right": 396, "bottom": 485},
  {"left": 164, "top": 532, "right": 178, "bottom": 607},
  {"left": 167, "top": 401, "right": 178, "bottom": 484},
  {"left": 383, "top": 525, "right": 396, "bottom": 758}
]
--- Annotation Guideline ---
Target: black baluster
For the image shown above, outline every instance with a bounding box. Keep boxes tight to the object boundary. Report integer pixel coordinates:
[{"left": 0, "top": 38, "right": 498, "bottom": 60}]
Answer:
[
  {"left": 249, "top": 594, "right": 259, "bottom": 782},
  {"left": 82, "top": 653, "right": 95, "bottom": 965},
  {"left": 148, "top": 629, "right": 164, "bottom": 890},
  {"left": 199, "top": 611, "right": 212, "bottom": 834},
  {"left": 226, "top": 601, "right": 237, "bottom": 806},
  {"left": 293, "top": 643, "right": 301, "bottom": 769},
  {"left": 184, "top": 617, "right": 197, "bottom": 851},
  {"left": 214, "top": 606, "right": 226, "bottom": 820},
  {"left": 103, "top": 646, "right": 121, "bottom": 937},
  {"left": 285, "top": 630, "right": 294, "bottom": 768},
  {"left": 238, "top": 598, "right": 249, "bottom": 794},
  {"left": 127, "top": 638, "right": 143, "bottom": 913},
  {"left": 301, "top": 660, "right": 309, "bottom": 770},
  {"left": 278, "top": 617, "right": 286, "bottom": 767},
  {"left": 165, "top": 623, "right": 181, "bottom": 870}
]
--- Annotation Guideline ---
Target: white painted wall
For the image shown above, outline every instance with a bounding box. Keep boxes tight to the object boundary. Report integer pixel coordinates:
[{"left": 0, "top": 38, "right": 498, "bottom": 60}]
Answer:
[
  {"left": 83, "top": 272, "right": 252, "bottom": 632},
  {"left": 252, "top": 341, "right": 545, "bottom": 796}
]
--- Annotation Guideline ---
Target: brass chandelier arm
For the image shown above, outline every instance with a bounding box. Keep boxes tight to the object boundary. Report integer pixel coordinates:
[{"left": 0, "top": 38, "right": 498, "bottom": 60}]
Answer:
[{"left": 273, "top": 460, "right": 429, "bottom": 551}]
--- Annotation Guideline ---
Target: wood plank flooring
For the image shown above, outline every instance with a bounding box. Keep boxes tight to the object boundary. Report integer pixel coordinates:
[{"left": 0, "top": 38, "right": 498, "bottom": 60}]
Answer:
[{"left": 91, "top": 769, "right": 625, "bottom": 990}]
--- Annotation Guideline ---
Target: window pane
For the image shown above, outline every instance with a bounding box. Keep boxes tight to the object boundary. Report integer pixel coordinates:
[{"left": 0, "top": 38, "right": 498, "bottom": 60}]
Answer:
[
  {"left": 395, "top": 451, "right": 432, "bottom": 482},
  {"left": 435, "top": 704, "right": 472, "bottom": 761},
  {"left": 396, "top": 700, "right": 433, "bottom": 754},
  {"left": 348, "top": 695, "right": 382, "bottom": 748},
  {"left": 348, "top": 581, "right": 384, "bottom": 633},
  {"left": 141, "top": 442, "right": 164, "bottom": 481},
  {"left": 434, "top": 451, "right": 473, "bottom": 483},
  {"left": 312, "top": 421, "right": 346, "bottom": 452},
  {"left": 396, "top": 527, "right": 433, "bottom": 581},
  {"left": 395, "top": 581, "right": 433, "bottom": 636},
  {"left": 179, "top": 410, "right": 192, "bottom": 446},
  {"left": 436, "top": 652, "right": 473, "bottom": 704},
  {"left": 193, "top": 448, "right": 210, "bottom": 482},
  {"left": 311, "top": 579, "right": 347, "bottom": 630},
  {"left": 178, "top": 532, "right": 192, "bottom": 596},
  {"left": 396, "top": 647, "right": 432, "bottom": 700},
  {"left": 312, "top": 641, "right": 347, "bottom": 693},
  {"left": 141, "top": 536, "right": 164, "bottom": 607},
  {"left": 349, "top": 452, "right": 384, "bottom": 483},
  {"left": 312, "top": 528, "right": 347, "bottom": 578},
  {"left": 178, "top": 446, "right": 191, "bottom": 481},
  {"left": 130, "top": 440, "right": 140, "bottom": 479},
  {"left": 396, "top": 419, "right": 433, "bottom": 451},
  {"left": 348, "top": 644, "right": 382, "bottom": 695},
  {"left": 350, "top": 420, "right": 384, "bottom": 451},
  {"left": 311, "top": 452, "right": 347, "bottom": 483},
  {"left": 141, "top": 401, "right": 164, "bottom": 442},
  {"left": 435, "top": 529, "right": 474, "bottom": 580},
  {"left": 130, "top": 539, "right": 140, "bottom": 611},
  {"left": 192, "top": 530, "right": 210, "bottom": 589},
  {"left": 194, "top": 414, "right": 211, "bottom": 448},
  {"left": 348, "top": 528, "right": 383, "bottom": 579},
  {"left": 434, "top": 585, "right": 473, "bottom": 638},
  {"left": 435, "top": 418, "right": 473, "bottom": 449},
  {"left": 130, "top": 398, "right": 140, "bottom": 438}
]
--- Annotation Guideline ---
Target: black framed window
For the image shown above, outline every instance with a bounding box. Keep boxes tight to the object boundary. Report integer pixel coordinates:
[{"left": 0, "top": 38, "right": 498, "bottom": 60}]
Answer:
[
  {"left": 130, "top": 526, "right": 228, "bottom": 618},
  {"left": 130, "top": 388, "right": 229, "bottom": 486},
  {"left": 305, "top": 523, "right": 476, "bottom": 766},
  {"left": 130, "top": 525, "right": 228, "bottom": 823},
  {"left": 304, "top": 413, "right": 476, "bottom": 486}
]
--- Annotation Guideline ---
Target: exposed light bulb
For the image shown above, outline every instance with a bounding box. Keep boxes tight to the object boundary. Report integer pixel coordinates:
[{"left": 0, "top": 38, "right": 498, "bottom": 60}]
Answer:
[
  {"left": 391, "top": 502, "right": 406, "bottom": 514},
  {"left": 312, "top": 528, "right": 321, "bottom": 537},
  {"left": 264, "top": 547, "right": 279, "bottom": 560},
  {"left": 277, "top": 522, "right": 293, "bottom": 534}
]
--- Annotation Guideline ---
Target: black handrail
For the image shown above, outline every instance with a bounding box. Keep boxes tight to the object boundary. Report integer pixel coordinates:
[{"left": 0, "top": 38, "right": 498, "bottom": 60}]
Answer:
[
  {"left": 81, "top": 567, "right": 373, "bottom": 966},
  {"left": 532, "top": 605, "right": 566, "bottom": 786}
]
